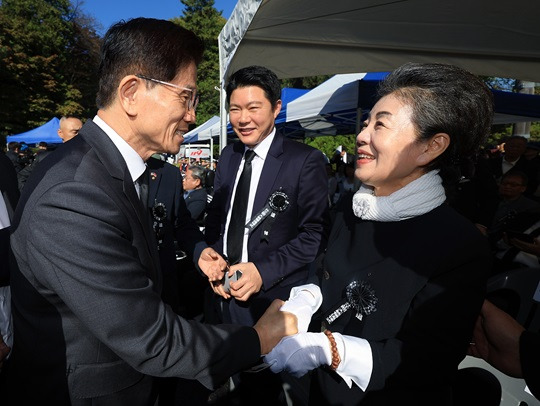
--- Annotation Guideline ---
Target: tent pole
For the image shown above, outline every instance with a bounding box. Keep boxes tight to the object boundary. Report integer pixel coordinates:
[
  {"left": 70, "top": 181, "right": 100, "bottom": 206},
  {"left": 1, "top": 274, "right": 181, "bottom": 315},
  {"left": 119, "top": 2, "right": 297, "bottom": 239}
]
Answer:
[
  {"left": 219, "top": 85, "right": 228, "bottom": 152},
  {"left": 218, "top": 34, "right": 228, "bottom": 152},
  {"left": 210, "top": 136, "right": 214, "bottom": 165}
]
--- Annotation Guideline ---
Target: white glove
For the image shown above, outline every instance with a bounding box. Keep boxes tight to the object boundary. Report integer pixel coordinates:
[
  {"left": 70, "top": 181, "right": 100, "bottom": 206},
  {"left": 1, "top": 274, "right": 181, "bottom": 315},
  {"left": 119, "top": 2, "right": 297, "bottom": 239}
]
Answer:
[
  {"left": 280, "top": 284, "right": 322, "bottom": 333},
  {"left": 264, "top": 332, "right": 331, "bottom": 377}
]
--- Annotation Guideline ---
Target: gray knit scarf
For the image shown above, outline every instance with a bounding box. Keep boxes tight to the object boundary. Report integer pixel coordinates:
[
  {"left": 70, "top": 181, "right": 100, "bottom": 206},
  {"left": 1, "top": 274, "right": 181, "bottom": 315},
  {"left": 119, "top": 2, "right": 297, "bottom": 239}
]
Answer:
[{"left": 352, "top": 170, "right": 446, "bottom": 222}]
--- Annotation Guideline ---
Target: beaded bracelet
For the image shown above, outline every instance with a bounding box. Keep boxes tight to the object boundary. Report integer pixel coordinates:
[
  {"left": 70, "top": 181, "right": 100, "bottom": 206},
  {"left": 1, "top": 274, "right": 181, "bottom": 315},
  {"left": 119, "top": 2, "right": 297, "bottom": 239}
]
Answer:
[{"left": 323, "top": 329, "right": 341, "bottom": 371}]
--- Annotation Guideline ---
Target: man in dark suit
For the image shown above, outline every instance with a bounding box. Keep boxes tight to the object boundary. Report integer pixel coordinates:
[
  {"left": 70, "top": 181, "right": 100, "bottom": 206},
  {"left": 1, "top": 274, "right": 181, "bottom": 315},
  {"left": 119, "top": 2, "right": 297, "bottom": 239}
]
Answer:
[
  {"left": 146, "top": 157, "right": 206, "bottom": 315},
  {"left": 146, "top": 156, "right": 213, "bottom": 405},
  {"left": 5, "top": 142, "right": 22, "bottom": 171},
  {"left": 8, "top": 18, "right": 296, "bottom": 405},
  {"left": 481, "top": 135, "right": 538, "bottom": 197},
  {"left": 17, "top": 141, "right": 53, "bottom": 191},
  {"left": 182, "top": 164, "right": 208, "bottom": 224},
  {"left": 204, "top": 65, "right": 329, "bottom": 404}
]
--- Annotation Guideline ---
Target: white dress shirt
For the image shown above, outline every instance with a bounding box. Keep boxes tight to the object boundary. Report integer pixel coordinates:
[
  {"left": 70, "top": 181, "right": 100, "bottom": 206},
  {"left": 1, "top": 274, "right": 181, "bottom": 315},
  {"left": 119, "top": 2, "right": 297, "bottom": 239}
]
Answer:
[
  {"left": 93, "top": 115, "right": 146, "bottom": 197},
  {"left": 224, "top": 128, "right": 276, "bottom": 263}
]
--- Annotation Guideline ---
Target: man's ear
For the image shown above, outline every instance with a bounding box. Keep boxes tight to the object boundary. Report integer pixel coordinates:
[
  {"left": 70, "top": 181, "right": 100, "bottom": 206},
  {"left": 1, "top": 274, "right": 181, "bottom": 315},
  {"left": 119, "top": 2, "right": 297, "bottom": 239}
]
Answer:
[
  {"left": 118, "top": 75, "right": 141, "bottom": 117},
  {"left": 417, "top": 133, "right": 450, "bottom": 166},
  {"left": 273, "top": 99, "right": 282, "bottom": 119}
]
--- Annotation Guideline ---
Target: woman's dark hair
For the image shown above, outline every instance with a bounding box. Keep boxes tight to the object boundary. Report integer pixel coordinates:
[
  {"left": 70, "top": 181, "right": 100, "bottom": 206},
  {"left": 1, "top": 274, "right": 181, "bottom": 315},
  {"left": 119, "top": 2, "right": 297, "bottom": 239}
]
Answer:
[
  {"left": 377, "top": 63, "right": 494, "bottom": 178},
  {"left": 96, "top": 17, "right": 204, "bottom": 109},
  {"left": 225, "top": 65, "right": 282, "bottom": 108}
]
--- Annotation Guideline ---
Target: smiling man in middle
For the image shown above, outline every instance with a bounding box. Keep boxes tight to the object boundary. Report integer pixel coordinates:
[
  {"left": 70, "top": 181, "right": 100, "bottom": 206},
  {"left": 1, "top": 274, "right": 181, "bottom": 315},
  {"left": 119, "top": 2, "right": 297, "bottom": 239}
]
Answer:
[{"left": 203, "top": 65, "right": 330, "bottom": 404}]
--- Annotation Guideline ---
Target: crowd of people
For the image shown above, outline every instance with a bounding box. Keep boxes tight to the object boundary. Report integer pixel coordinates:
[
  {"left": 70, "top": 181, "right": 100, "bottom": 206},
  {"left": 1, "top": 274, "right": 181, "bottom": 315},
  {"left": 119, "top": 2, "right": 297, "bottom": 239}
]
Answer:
[{"left": 1, "top": 16, "right": 540, "bottom": 406}]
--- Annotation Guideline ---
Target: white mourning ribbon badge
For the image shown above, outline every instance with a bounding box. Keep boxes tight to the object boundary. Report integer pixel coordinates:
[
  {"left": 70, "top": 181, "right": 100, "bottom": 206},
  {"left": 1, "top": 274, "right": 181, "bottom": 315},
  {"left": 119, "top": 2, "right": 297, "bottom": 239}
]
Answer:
[
  {"left": 151, "top": 200, "right": 167, "bottom": 249},
  {"left": 246, "top": 189, "right": 290, "bottom": 242},
  {"left": 324, "top": 280, "right": 378, "bottom": 326}
]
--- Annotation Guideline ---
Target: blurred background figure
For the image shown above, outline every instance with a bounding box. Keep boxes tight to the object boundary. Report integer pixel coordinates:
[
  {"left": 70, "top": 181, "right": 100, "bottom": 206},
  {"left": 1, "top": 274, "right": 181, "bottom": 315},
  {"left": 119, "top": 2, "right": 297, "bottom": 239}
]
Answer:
[
  {"left": 182, "top": 165, "right": 208, "bottom": 226},
  {"left": 17, "top": 141, "right": 52, "bottom": 191},
  {"left": 5, "top": 142, "right": 22, "bottom": 171},
  {"left": 57, "top": 116, "right": 82, "bottom": 143},
  {"left": 482, "top": 135, "right": 538, "bottom": 198}
]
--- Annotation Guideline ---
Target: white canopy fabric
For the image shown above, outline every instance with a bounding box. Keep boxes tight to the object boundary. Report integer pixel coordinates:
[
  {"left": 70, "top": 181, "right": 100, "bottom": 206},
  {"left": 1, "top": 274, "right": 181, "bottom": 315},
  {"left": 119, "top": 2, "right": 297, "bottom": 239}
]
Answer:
[
  {"left": 219, "top": 0, "right": 540, "bottom": 82},
  {"left": 183, "top": 115, "right": 221, "bottom": 143},
  {"left": 286, "top": 73, "right": 372, "bottom": 136},
  {"left": 286, "top": 73, "right": 367, "bottom": 123},
  {"left": 218, "top": 0, "right": 540, "bottom": 147},
  {"left": 286, "top": 74, "right": 540, "bottom": 135}
]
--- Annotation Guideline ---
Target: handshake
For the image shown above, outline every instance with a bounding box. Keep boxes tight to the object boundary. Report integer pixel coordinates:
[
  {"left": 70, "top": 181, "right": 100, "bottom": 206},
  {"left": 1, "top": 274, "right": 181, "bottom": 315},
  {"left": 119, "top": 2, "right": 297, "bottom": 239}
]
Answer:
[{"left": 254, "top": 284, "right": 340, "bottom": 377}]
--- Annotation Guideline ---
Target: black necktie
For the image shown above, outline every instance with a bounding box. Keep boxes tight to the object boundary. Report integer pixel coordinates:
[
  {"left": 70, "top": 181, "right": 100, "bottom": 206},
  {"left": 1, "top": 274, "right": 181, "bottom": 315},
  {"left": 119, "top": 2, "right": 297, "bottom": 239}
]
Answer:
[
  {"left": 227, "top": 149, "right": 256, "bottom": 264},
  {"left": 138, "top": 167, "right": 149, "bottom": 211}
]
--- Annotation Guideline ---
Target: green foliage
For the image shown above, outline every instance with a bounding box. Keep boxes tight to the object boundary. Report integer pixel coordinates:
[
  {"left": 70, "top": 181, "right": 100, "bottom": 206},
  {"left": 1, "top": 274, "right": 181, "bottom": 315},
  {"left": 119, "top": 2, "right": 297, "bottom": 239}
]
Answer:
[
  {"left": 482, "top": 77, "right": 540, "bottom": 146},
  {"left": 172, "top": 0, "right": 226, "bottom": 127},
  {"left": 0, "top": 0, "right": 100, "bottom": 141},
  {"left": 305, "top": 134, "right": 356, "bottom": 161}
]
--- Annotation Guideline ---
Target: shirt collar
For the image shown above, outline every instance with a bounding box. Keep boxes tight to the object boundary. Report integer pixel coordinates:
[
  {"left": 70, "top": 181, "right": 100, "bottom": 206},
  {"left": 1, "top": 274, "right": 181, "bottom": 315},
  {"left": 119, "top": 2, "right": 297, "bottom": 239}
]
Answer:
[
  {"left": 247, "top": 127, "right": 276, "bottom": 160},
  {"left": 93, "top": 115, "right": 146, "bottom": 182}
]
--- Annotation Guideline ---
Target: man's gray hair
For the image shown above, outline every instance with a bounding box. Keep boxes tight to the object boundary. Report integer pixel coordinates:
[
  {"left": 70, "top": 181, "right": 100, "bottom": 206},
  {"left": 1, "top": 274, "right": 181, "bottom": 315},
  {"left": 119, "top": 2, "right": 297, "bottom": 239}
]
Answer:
[{"left": 188, "top": 165, "right": 206, "bottom": 187}]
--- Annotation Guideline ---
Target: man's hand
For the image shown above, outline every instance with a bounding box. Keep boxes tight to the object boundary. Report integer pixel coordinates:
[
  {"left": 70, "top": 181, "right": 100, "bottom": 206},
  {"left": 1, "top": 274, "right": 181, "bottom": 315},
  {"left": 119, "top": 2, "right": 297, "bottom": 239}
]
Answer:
[
  {"left": 210, "top": 279, "right": 231, "bottom": 300},
  {"left": 229, "top": 262, "right": 263, "bottom": 301},
  {"left": 254, "top": 299, "right": 298, "bottom": 355},
  {"left": 468, "top": 299, "right": 524, "bottom": 378},
  {"left": 475, "top": 223, "right": 488, "bottom": 236},
  {"left": 509, "top": 237, "right": 540, "bottom": 257},
  {"left": 198, "top": 247, "right": 227, "bottom": 282}
]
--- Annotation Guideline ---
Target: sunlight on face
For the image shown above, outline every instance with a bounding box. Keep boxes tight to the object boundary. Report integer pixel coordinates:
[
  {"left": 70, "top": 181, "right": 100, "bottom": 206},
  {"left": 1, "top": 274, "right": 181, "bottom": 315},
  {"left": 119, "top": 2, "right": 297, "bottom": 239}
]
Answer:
[
  {"left": 355, "top": 94, "right": 427, "bottom": 196},
  {"left": 228, "top": 86, "right": 281, "bottom": 148}
]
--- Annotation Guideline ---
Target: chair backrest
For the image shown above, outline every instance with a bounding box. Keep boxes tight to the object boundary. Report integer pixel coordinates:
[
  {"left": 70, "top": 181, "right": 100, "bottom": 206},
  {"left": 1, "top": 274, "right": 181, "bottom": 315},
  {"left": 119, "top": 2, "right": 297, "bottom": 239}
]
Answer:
[{"left": 487, "top": 267, "right": 540, "bottom": 331}]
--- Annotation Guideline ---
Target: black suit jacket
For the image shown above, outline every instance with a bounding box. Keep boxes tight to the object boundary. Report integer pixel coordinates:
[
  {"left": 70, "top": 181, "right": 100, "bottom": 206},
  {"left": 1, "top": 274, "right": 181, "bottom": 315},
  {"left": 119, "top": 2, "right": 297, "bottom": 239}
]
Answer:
[
  {"left": 8, "top": 120, "right": 260, "bottom": 404},
  {"left": 312, "top": 199, "right": 491, "bottom": 405},
  {"left": 205, "top": 132, "right": 329, "bottom": 325},
  {"left": 146, "top": 157, "right": 206, "bottom": 312},
  {"left": 184, "top": 187, "right": 208, "bottom": 223},
  {"left": 0, "top": 152, "right": 19, "bottom": 285}
]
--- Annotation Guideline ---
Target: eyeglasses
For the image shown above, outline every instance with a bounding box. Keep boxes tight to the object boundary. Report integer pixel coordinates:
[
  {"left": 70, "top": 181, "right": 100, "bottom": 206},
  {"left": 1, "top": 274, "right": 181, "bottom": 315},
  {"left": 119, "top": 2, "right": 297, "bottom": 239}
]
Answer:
[{"left": 136, "top": 74, "right": 199, "bottom": 111}]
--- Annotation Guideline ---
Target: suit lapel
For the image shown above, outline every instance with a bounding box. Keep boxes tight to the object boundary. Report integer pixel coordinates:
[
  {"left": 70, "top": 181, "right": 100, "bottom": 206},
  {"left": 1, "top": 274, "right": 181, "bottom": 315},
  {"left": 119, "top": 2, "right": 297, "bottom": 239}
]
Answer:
[
  {"left": 253, "top": 134, "right": 284, "bottom": 213},
  {"left": 148, "top": 166, "right": 162, "bottom": 209},
  {"left": 81, "top": 121, "right": 162, "bottom": 288},
  {"left": 122, "top": 171, "right": 162, "bottom": 291}
]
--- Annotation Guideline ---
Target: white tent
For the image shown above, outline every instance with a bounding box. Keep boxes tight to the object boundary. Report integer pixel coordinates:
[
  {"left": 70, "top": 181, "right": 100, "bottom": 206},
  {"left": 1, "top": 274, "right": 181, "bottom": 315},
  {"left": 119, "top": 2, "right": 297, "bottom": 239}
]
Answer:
[
  {"left": 286, "top": 72, "right": 384, "bottom": 136},
  {"left": 218, "top": 0, "right": 540, "bottom": 147},
  {"left": 183, "top": 115, "right": 220, "bottom": 143},
  {"left": 286, "top": 73, "right": 540, "bottom": 135},
  {"left": 219, "top": 0, "right": 540, "bottom": 82}
]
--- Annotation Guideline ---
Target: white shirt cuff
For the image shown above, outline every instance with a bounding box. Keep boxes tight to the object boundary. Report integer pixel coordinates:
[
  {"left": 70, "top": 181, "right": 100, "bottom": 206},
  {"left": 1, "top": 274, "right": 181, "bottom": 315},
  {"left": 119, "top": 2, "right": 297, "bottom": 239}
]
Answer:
[{"left": 333, "top": 333, "right": 372, "bottom": 391}]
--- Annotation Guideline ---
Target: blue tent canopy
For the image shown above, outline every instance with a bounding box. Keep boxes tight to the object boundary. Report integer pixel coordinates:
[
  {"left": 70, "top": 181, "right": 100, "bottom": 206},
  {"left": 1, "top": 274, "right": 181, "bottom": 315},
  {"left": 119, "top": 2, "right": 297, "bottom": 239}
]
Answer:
[
  {"left": 7, "top": 117, "right": 63, "bottom": 145},
  {"left": 285, "top": 73, "right": 540, "bottom": 138}
]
